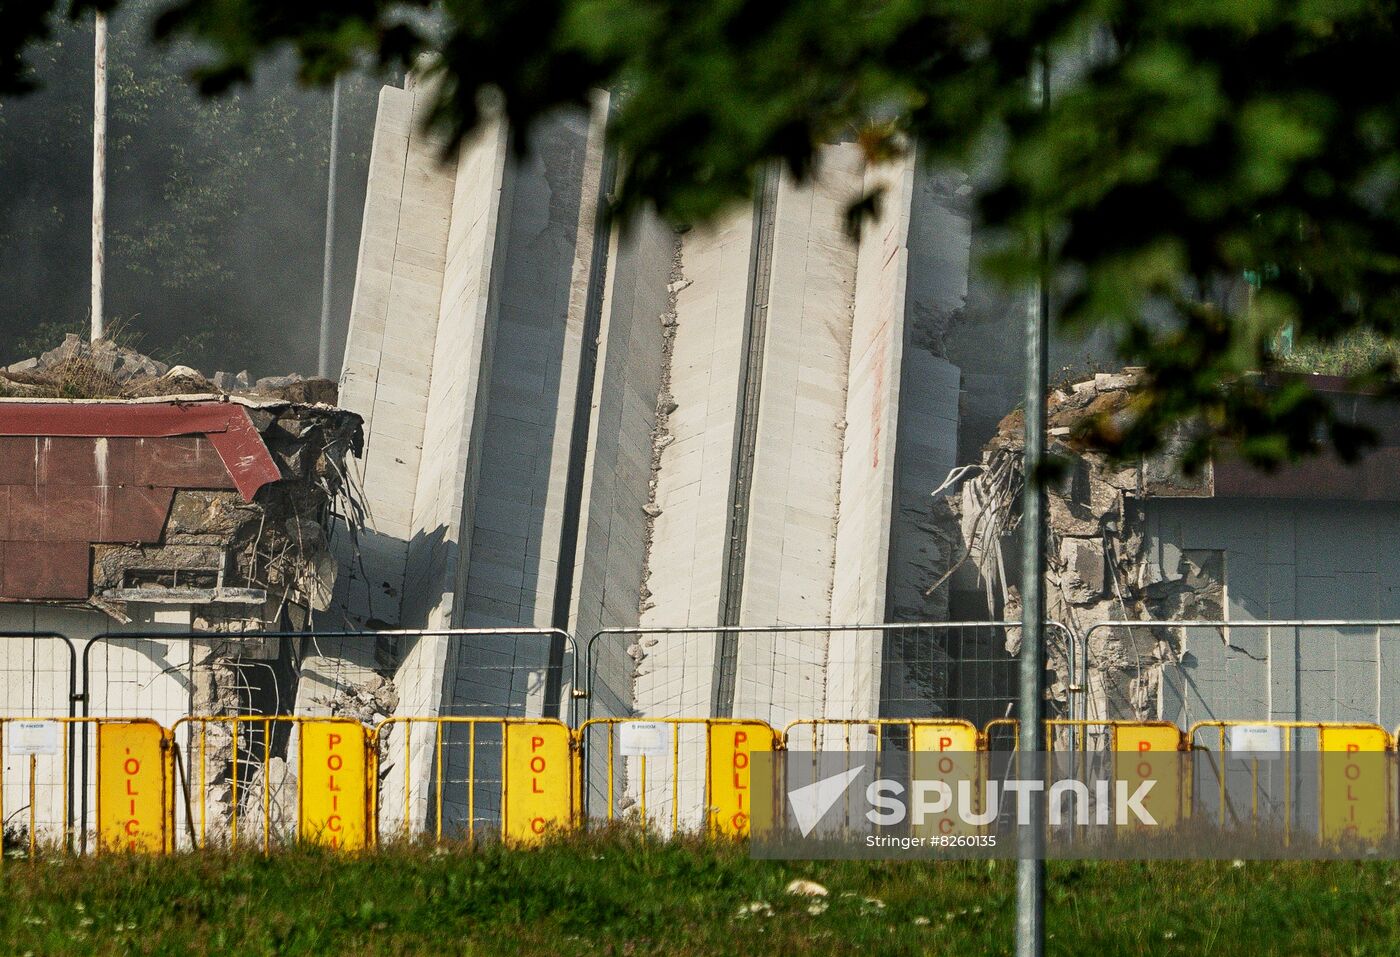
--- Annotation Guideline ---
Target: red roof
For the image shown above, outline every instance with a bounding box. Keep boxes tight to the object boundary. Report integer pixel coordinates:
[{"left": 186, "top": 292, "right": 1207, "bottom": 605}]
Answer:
[
  {"left": 0, "top": 401, "right": 280, "bottom": 499},
  {"left": 0, "top": 400, "right": 283, "bottom": 601}
]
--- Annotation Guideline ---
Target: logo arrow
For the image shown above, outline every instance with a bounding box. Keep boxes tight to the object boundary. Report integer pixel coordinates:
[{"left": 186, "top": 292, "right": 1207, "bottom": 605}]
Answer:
[{"left": 787, "top": 765, "right": 865, "bottom": 837}]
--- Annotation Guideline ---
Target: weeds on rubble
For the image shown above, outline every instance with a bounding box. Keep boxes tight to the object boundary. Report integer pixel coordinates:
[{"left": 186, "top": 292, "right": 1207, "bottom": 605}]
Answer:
[{"left": 0, "top": 829, "right": 1397, "bottom": 955}]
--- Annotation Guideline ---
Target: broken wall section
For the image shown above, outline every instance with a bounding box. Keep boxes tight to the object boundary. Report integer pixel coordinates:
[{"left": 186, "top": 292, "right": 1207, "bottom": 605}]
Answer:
[{"left": 944, "top": 369, "right": 1219, "bottom": 723}]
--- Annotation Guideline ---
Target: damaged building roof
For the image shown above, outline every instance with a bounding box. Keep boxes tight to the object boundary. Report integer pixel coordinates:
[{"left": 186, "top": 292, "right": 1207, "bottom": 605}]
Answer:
[
  {"left": 0, "top": 336, "right": 363, "bottom": 621},
  {"left": 986, "top": 368, "right": 1400, "bottom": 502}
]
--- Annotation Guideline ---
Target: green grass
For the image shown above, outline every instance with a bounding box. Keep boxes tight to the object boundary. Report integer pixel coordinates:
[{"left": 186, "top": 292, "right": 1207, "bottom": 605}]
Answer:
[
  {"left": 1, "top": 832, "right": 1397, "bottom": 956},
  {"left": 1277, "top": 330, "right": 1400, "bottom": 377}
]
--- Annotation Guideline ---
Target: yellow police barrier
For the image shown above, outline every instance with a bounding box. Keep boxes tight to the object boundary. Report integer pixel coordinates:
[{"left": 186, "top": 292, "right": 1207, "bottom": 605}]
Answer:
[
  {"left": 299, "top": 719, "right": 371, "bottom": 850},
  {"left": 1048, "top": 720, "right": 1185, "bottom": 828},
  {"left": 1321, "top": 725, "right": 1389, "bottom": 842},
  {"left": 707, "top": 720, "right": 776, "bottom": 837},
  {"left": 780, "top": 719, "right": 980, "bottom": 837},
  {"left": 578, "top": 718, "right": 779, "bottom": 837},
  {"left": 503, "top": 721, "right": 573, "bottom": 842},
  {"left": 374, "top": 717, "right": 574, "bottom": 845},
  {"left": 1189, "top": 720, "right": 1391, "bottom": 843},
  {"left": 45, "top": 714, "right": 1400, "bottom": 852},
  {"left": 97, "top": 720, "right": 171, "bottom": 853},
  {"left": 979, "top": 719, "right": 1187, "bottom": 830},
  {"left": 173, "top": 716, "right": 374, "bottom": 851},
  {"left": 0, "top": 718, "right": 171, "bottom": 859}
]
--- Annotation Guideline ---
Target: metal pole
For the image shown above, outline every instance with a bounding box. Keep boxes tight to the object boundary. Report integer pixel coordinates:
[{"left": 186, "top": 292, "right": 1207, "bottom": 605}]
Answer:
[
  {"left": 1015, "top": 49, "right": 1051, "bottom": 957},
  {"left": 91, "top": 10, "right": 107, "bottom": 342},
  {"left": 317, "top": 75, "right": 341, "bottom": 378}
]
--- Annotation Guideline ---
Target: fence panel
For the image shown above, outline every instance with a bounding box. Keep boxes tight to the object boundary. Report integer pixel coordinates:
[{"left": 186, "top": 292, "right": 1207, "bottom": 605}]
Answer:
[
  {"left": 95, "top": 719, "right": 172, "bottom": 853},
  {"left": 1078, "top": 619, "right": 1400, "bottom": 726},
  {"left": 1188, "top": 720, "right": 1392, "bottom": 843},
  {"left": 171, "top": 715, "right": 373, "bottom": 852},
  {"left": 80, "top": 628, "right": 578, "bottom": 724},
  {"left": 374, "top": 717, "right": 574, "bottom": 845},
  {"left": 779, "top": 718, "right": 982, "bottom": 839},
  {"left": 1, "top": 716, "right": 76, "bottom": 857},
  {"left": 0, "top": 633, "right": 78, "bottom": 719},
  {"left": 1, "top": 717, "right": 168, "bottom": 859},
  {"left": 584, "top": 621, "right": 1076, "bottom": 728},
  {"left": 579, "top": 718, "right": 779, "bottom": 837}
]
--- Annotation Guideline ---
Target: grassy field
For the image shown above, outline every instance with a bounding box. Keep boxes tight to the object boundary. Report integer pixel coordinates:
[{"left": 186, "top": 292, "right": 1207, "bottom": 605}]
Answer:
[{"left": 1, "top": 832, "right": 1395, "bottom": 956}]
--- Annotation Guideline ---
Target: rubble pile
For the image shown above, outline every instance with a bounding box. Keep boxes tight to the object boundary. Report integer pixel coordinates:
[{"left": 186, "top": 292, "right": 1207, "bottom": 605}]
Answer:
[
  {"left": 1, "top": 334, "right": 336, "bottom": 404},
  {"left": 945, "top": 369, "right": 1219, "bottom": 720}
]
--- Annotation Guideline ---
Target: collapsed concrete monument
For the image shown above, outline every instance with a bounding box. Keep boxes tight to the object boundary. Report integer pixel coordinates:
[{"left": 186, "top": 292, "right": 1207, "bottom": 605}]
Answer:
[{"left": 333, "top": 79, "right": 981, "bottom": 824}]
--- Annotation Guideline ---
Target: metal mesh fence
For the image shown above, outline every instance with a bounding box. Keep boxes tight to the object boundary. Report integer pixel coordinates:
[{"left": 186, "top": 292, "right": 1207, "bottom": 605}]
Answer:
[
  {"left": 376, "top": 717, "right": 509, "bottom": 842},
  {"left": 0, "top": 717, "right": 77, "bottom": 854},
  {"left": 584, "top": 622, "right": 1074, "bottom": 728},
  {"left": 77, "top": 628, "right": 577, "bottom": 722},
  {"left": 0, "top": 633, "right": 77, "bottom": 719},
  {"left": 579, "top": 621, "right": 1072, "bottom": 826},
  {"left": 1078, "top": 620, "right": 1400, "bottom": 727}
]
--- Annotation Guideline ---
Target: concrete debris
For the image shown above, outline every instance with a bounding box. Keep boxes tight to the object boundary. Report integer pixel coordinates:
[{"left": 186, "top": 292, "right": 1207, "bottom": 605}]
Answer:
[
  {"left": 311, "top": 673, "right": 399, "bottom": 725},
  {"left": 0, "top": 334, "right": 337, "bottom": 404},
  {"left": 944, "top": 367, "right": 1219, "bottom": 720},
  {"left": 85, "top": 403, "right": 363, "bottom": 627}
]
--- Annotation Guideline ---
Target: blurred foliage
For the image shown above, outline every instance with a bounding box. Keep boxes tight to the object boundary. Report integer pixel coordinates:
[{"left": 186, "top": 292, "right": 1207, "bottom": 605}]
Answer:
[{"left": 7, "top": 1, "right": 1400, "bottom": 464}]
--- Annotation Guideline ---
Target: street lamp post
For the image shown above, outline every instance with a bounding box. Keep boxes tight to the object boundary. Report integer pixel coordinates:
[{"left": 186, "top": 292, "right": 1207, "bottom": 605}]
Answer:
[{"left": 1015, "top": 49, "right": 1052, "bottom": 957}]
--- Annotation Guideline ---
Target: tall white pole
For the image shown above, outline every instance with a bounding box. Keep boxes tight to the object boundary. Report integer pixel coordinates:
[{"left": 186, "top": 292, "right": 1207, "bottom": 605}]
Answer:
[
  {"left": 91, "top": 10, "right": 107, "bottom": 342},
  {"left": 317, "top": 76, "right": 341, "bottom": 378}
]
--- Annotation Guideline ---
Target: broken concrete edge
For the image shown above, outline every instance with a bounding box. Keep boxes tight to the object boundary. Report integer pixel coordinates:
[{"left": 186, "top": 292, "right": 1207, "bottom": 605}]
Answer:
[
  {"left": 0, "top": 392, "right": 341, "bottom": 411},
  {"left": 942, "top": 367, "right": 1221, "bottom": 722}
]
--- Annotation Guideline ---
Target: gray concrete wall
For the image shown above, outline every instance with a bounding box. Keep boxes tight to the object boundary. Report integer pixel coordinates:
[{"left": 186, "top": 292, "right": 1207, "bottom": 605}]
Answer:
[
  {"left": 333, "top": 95, "right": 996, "bottom": 787},
  {"left": 457, "top": 112, "right": 591, "bottom": 633},
  {"left": 731, "top": 148, "right": 861, "bottom": 723},
  {"left": 635, "top": 206, "right": 755, "bottom": 717},
  {"left": 569, "top": 209, "right": 673, "bottom": 720},
  {"left": 336, "top": 86, "right": 454, "bottom": 627},
  {"left": 400, "top": 115, "right": 511, "bottom": 635},
  {"left": 826, "top": 156, "right": 915, "bottom": 718},
  {"left": 1145, "top": 497, "right": 1400, "bottom": 728},
  {"left": 444, "top": 110, "right": 596, "bottom": 724}
]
